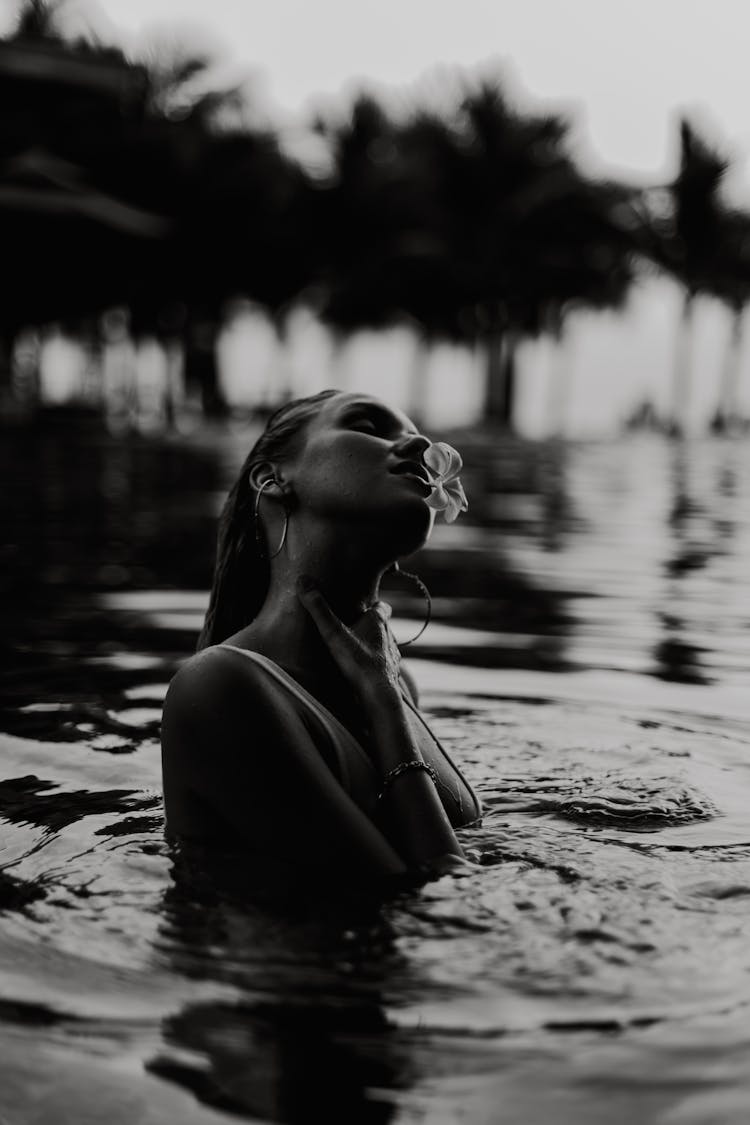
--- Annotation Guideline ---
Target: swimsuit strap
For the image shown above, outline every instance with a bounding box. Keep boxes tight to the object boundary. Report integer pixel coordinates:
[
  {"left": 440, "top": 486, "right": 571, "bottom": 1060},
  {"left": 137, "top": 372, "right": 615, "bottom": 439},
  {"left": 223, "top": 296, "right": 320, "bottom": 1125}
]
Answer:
[
  {"left": 215, "top": 643, "right": 481, "bottom": 823},
  {"left": 215, "top": 643, "right": 374, "bottom": 792}
]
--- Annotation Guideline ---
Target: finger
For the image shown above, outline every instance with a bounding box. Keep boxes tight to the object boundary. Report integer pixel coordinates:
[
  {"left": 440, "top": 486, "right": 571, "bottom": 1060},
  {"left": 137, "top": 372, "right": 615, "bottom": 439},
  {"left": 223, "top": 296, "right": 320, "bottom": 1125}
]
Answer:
[
  {"left": 353, "top": 604, "right": 390, "bottom": 647},
  {"left": 350, "top": 599, "right": 390, "bottom": 633},
  {"left": 355, "top": 608, "right": 400, "bottom": 669},
  {"left": 373, "top": 600, "right": 392, "bottom": 622},
  {"left": 296, "top": 578, "right": 355, "bottom": 650}
]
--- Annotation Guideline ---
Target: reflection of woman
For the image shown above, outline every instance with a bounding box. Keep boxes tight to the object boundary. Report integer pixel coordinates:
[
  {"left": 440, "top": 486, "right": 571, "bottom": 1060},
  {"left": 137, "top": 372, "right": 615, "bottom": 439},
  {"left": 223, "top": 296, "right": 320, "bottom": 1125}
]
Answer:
[
  {"left": 149, "top": 995, "right": 402, "bottom": 1123},
  {"left": 152, "top": 886, "right": 407, "bottom": 1122},
  {"left": 161, "top": 390, "right": 481, "bottom": 886}
]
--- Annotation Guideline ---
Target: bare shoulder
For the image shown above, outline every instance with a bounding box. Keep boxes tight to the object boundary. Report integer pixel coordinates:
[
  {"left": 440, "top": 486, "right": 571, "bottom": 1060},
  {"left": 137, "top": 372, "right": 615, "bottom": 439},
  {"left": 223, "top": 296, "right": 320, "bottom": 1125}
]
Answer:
[
  {"left": 165, "top": 645, "right": 272, "bottom": 714},
  {"left": 161, "top": 646, "right": 315, "bottom": 849},
  {"left": 161, "top": 645, "right": 297, "bottom": 761},
  {"left": 161, "top": 648, "right": 407, "bottom": 878},
  {"left": 161, "top": 645, "right": 311, "bottom": 818}
]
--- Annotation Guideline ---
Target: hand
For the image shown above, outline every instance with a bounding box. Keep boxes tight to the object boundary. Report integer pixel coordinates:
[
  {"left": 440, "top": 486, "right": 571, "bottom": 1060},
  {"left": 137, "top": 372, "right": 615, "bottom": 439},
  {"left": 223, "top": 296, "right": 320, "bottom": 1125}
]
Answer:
[
  {"left": 297, "top": 578, "right": 466, "bottom": 869},
  {"left": 296, "top": 577, "right": 401, "bottom": 702}
]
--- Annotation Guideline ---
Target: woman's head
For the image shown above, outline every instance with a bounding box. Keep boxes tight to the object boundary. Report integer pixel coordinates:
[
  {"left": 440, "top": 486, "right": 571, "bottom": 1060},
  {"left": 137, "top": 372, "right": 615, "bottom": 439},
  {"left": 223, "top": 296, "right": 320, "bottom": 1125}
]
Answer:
[{"left": 197, "top": 389, "right": 434, "bottom": 650}]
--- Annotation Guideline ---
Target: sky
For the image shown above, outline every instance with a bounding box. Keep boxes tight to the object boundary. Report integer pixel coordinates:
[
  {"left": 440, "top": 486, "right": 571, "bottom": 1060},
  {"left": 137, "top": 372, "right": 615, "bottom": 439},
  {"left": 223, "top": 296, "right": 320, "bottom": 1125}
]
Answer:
[
  {"left": 5, "top": 0, "right": 750, "bottom": 431},
  {"left": 4, "top": 0, "right": 750, "bottom": 189}
]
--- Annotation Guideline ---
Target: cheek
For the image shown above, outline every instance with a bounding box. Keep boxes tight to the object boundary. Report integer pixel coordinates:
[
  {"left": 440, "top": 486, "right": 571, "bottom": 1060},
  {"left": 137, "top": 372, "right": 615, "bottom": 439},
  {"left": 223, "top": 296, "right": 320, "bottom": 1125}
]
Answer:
[
  {"left": 300, "top": 440, "right": 376, "bottom": 495},
  {"left": 295, "top": 451, "right": 367, "bottom": 510}
]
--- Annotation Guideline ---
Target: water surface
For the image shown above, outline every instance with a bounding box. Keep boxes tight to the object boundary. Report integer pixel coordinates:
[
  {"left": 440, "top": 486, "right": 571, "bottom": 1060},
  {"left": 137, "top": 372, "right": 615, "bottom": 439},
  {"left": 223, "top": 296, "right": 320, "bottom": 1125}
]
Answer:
[{"left": 2, "top": 424, "right": 750, "bottom": 1124}]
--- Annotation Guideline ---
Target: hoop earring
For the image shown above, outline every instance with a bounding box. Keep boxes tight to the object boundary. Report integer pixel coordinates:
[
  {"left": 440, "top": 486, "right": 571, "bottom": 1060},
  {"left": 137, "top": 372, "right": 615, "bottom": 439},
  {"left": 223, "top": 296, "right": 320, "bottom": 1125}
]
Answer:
[
  {"left": 253, "top": 478, "right": 288, "bottom": 559},
  {"left": 388, "top": 562, "right": 432, "bottom": 647}
]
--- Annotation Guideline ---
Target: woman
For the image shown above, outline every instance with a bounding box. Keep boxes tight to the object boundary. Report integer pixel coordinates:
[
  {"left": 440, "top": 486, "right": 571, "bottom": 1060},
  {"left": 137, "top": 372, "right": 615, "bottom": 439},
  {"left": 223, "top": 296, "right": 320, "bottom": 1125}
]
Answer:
[{"left": 161, "top": 389, "right": 481, "bottom": 888}]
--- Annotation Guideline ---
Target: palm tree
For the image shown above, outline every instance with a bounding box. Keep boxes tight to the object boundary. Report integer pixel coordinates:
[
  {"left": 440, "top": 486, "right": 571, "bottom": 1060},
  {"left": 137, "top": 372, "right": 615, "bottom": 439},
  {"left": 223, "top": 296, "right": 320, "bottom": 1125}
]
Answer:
[
  {"left": 432, "top": 82, "right": 636, "bottom": 426},
  {"left": 314, "top": 96, "right": 411, "bottom": 332},
  {"left": 1, "top": 10, "right": 312, "bottom": 414},
  {"left": 314, "top": 96, "right": 475, "bottom": 415},
  {"left": 312, "top": 96, "right": 431, "bottom": 397},
  {"left": 313, "top": 82, "right": 638, "bottom": 429},
  {"left": 629, "top": 121, "right": 750, "bottom": 435},
  {"left": 136, "top": 28, "right": 247, "bottom": 132},
  {"left": 0, "top": 7, "right": 164, "bottom": 403},
  {"left": 658, "top": 120, "right": 729, "bottom": 435},
  {"left": 12, "top": 0, "right": 65, "bottom": 38}
]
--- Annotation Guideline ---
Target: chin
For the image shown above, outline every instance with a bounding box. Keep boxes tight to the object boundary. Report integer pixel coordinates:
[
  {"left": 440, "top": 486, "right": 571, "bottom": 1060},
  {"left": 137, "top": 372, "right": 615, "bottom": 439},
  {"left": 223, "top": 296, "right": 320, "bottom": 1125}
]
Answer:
[{"left": 387, "top": 501, "right": 434, "bottom": 556}]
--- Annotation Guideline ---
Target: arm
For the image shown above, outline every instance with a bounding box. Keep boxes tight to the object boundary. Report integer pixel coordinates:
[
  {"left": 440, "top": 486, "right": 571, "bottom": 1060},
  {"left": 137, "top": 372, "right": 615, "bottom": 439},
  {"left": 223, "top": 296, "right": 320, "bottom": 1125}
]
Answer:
[
  {"left": 366, "top": 681, "right": 465, "bottom": 868},
  {"left": 296, "top": 581, "right": 466, "bottom": 871},
  {"left": 161, "top": 649, "right": 406, "bottom": 882}
]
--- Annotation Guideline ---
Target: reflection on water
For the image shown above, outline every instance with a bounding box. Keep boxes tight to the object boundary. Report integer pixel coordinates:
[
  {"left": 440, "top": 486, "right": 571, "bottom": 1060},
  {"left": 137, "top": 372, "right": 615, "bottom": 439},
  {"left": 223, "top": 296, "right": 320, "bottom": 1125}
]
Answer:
[{"left": 3, "top": 423, "right": 750, "bottom": 1122}]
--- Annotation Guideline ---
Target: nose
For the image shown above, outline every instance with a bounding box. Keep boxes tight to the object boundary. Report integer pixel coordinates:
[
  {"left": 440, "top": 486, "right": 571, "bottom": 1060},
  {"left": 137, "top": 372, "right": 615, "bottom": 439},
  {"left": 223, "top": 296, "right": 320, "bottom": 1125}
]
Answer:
[{"left": 392, "top": 431, "right": 431, "bottom": 460}]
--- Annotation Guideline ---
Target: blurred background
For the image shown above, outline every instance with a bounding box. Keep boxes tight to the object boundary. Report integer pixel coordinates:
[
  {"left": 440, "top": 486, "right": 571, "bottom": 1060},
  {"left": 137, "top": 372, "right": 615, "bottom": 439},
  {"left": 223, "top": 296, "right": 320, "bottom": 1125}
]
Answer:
[
  {"left": 3, "top": 0, "right": 750, "bottom": 436},
  {"left": 3, "top": 0, "right": 750, "bottom": 672},
  {"left": 5, "top": 4, "right": 750, "bottom": 1122}
]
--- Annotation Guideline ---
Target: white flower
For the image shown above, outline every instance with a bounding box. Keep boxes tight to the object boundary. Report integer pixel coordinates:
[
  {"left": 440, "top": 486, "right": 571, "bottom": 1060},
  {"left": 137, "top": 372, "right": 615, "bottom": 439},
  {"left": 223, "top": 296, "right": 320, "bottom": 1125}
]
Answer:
[{"left": 423, "top": 442, "right": 469, "bottom": 523}]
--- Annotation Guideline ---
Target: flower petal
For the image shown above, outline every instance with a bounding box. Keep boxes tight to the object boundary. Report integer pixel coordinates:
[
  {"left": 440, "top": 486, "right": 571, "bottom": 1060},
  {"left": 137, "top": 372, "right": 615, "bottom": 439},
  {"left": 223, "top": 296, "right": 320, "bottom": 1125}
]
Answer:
[
  {"left": 444, "top": 498, "right": 459, "bottom": 523},
  {"left": 442, "top": 448, "right": 464, "bottom": 482},
  {"left": 423, "top": 442, "right": 468, "bottom": 522},
  {"left": 444, "top": 482, "right": 468, "bottom": 522},
  {"left": 448, "top": 478, "right": 468, "bottom": 512},
  {"left": 425, "top": 482, "right": 450, "bottom": 511},
  {"left": 424, "top": 442, "right": 453, "bottom": 479}
]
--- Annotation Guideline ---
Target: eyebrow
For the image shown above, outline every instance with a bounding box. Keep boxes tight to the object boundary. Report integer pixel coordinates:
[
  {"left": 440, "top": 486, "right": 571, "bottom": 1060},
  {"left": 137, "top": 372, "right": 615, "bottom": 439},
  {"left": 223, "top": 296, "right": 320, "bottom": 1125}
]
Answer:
[{"left": 340, "top": 401, "right": 419, "bottom": 435}]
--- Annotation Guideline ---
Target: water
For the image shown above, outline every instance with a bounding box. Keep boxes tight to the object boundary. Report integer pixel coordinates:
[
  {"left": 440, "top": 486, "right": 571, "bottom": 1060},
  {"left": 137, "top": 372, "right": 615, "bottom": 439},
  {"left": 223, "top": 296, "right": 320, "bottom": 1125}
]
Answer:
[{"left": 2, "top": 420, "right": 750, "bottom": 1123}]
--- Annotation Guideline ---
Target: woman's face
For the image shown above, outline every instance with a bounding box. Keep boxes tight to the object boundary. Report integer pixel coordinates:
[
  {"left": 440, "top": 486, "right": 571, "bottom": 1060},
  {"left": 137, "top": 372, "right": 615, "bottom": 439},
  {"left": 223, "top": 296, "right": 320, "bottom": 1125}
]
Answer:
[{"left": 287, "top": 393, "right": 436, "bottom": 552}]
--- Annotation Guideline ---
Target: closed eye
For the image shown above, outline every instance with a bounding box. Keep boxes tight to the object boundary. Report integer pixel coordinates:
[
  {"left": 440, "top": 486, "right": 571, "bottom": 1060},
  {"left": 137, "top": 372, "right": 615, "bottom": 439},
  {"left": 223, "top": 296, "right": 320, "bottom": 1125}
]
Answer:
[
  {"left": 341, "top": 403, "right": 418, "bottom": 439},
  {"left": 347, "top": 417, "right": 379, "bottom": 434}
]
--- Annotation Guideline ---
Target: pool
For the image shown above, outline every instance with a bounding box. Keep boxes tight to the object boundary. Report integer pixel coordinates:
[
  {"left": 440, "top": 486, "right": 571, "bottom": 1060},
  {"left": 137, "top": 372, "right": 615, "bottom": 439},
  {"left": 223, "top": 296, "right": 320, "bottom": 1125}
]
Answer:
[{"left": 2, "top": 423, "right": 750, "bottom": 1123}]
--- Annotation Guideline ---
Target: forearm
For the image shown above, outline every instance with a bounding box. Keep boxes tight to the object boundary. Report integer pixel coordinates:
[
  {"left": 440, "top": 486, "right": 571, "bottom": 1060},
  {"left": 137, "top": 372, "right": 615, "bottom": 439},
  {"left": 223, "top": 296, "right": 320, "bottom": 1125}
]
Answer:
[
  {"left": 294, "top": 580, "right": 466, "bottom": 872},
  {"left": 363, "top": 685, "right": 465, "bottom": 868}
]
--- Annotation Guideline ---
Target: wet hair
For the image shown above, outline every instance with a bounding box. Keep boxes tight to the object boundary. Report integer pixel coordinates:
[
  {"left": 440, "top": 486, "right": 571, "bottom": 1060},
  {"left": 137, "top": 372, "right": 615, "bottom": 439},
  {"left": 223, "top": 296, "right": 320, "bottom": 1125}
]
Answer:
[{"left": 196, "top": 389, "right": 340, "bottom": 650}]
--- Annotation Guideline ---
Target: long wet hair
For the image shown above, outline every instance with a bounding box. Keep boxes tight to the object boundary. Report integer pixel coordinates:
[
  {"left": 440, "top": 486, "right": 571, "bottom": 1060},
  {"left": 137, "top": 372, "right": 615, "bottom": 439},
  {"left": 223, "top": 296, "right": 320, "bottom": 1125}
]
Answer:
[{"left": 196, "top": 389, "right": 340, "bottom": 651}]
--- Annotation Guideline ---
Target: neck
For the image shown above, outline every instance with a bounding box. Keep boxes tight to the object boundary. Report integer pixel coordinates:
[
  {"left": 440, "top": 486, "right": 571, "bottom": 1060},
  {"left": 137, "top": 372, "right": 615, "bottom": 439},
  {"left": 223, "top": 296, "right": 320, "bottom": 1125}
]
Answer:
[{"left": 240, "top": 520, "right": 395, "bottom": 672}]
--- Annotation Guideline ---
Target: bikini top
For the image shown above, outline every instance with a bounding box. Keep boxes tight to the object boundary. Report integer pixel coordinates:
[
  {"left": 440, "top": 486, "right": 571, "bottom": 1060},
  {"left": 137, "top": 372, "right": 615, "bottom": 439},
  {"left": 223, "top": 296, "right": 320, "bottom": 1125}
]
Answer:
[{"left": 215, "top": 643, "right": 481, "bottom": 829}]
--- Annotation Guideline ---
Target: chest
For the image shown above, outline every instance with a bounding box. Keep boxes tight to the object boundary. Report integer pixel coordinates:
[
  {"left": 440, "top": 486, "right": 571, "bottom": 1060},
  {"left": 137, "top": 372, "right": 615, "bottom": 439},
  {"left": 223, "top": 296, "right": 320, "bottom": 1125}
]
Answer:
[
  {"left": 309, "top": 683, "right": 476, "bottom": 827},
  {"left": 263, "top": 657, "right": 480, "bottom": 828}
]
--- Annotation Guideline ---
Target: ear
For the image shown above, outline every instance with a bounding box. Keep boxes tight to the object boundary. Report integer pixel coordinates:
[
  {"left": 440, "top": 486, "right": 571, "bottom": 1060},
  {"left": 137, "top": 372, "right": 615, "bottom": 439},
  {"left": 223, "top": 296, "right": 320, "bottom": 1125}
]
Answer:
[{"left": 248, "top": 460, "right": 290, "bottom": 500}]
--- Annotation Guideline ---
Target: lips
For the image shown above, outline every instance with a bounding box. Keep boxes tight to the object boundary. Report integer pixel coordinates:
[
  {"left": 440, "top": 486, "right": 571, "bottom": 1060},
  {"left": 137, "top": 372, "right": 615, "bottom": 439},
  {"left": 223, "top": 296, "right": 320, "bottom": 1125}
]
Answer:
[{"left": 390, "top": 460, "right": 433, "bottom": 492}]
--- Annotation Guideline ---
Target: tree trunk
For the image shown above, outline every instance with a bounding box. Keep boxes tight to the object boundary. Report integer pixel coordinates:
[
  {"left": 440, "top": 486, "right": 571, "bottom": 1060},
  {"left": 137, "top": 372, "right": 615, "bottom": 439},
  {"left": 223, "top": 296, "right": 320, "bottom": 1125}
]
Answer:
[
  {"left": 499, "top": 329, "right": 519, "bottom": 428},
  {"left": 0, "top": 331, "right": 11, "bottom": 395},
  {"left": 671, "top": 290, "right": 694, "bottom": 436},
  {"left": 0, "top": 328, "right": 17, "bottom": 419},
  {"left": 184, "top": 319, "right": 226, "bottom": 420},
  {"left": 712, "top": 305, "right": 745, "bottom": 433},
  {"left": 484, "top": 326, "right": 507, "bottom": 424}
]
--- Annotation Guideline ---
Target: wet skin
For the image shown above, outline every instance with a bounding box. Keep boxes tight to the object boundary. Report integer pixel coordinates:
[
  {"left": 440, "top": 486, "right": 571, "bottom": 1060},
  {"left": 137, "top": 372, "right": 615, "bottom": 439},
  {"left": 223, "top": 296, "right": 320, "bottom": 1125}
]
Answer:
[{"left": 161, "top": 393, "right": 479, "bottom": 882}]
